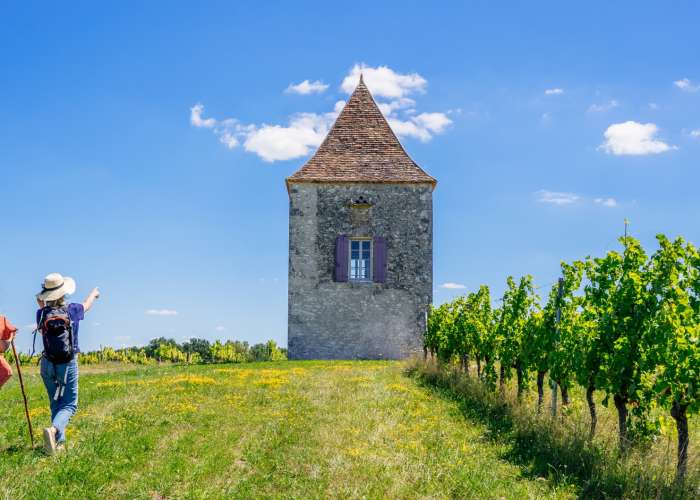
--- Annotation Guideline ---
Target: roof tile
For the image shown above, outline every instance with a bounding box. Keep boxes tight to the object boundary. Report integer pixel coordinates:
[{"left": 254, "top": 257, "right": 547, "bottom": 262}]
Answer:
[{"left": 287, "top": 77, "right": 436, "bottom": 187}]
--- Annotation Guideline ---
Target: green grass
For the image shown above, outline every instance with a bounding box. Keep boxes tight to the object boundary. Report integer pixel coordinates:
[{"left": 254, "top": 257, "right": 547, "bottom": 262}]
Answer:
[
  {"left": 409, "top": 360, "right": 700, "bottom": 499},
  {"left": 0, "top": 360, "right": 576, "bottom": 499}
]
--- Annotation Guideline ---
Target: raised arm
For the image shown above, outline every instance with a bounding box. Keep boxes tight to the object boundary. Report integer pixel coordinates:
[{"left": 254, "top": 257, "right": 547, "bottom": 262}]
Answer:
[{"left": 83, "top": 287, "right": 100, "bottom": 313}]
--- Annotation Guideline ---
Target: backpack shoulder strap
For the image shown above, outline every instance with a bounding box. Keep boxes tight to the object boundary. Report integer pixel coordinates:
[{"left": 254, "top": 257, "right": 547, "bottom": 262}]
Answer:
[
  {"left": 67, "top": 306, "right": 74, "bottom": 351},
  {"left": 37, "top": 307, "right": 46, "bottom": 330},
  {"left": 32, "top": 308, "right": 45, "bottom": 357},
  {"left": 65, "top": 306, "right": 74, "bottom": 353},
  {"left": 66, "top": 305, "right": 74, "bottom": 333}
]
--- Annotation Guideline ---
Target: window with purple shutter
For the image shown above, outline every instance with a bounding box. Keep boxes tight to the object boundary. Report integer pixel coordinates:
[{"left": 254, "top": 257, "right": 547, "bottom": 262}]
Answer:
[
  {"left": 373, "top": 236, "right": 387, "bottom": 283},
  {"left": 334, "top": 235, "right": 349, "bottom": 282}
]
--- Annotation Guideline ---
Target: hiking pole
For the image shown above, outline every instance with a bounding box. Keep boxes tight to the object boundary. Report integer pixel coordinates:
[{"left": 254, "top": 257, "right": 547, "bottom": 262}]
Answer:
[{"left": 10, "top": 340, "right": 34, "bottom": 447}]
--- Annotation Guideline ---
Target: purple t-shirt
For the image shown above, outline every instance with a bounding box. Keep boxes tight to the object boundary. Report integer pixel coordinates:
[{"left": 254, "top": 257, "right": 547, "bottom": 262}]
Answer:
[{"left": 36, "top": 303, "right": 85, "bottom": 353}]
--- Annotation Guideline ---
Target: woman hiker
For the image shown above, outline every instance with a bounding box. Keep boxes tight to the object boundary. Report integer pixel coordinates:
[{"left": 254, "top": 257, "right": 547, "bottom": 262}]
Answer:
[
  {"left": 36, "top": 273, "right": 99, "bottom": 455},
  {"left": 0, "top": 314, "right": 19, "bottom": 389}
]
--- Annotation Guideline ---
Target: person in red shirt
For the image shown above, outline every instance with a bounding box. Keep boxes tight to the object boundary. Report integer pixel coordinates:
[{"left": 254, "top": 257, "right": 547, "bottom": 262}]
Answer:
[{"left": 0, "top": 315, "right": 18, "bottom": 388}]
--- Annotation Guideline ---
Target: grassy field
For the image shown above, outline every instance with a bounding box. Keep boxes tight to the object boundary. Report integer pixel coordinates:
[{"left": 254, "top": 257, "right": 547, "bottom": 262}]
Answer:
[{"left": 0, "top": 360, "right": 578, "bottom": 499}]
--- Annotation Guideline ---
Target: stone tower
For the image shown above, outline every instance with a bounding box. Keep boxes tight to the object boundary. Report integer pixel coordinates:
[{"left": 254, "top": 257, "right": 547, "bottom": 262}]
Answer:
[{"left": 286, "top": 76, "right": 436, "bottom": 360}]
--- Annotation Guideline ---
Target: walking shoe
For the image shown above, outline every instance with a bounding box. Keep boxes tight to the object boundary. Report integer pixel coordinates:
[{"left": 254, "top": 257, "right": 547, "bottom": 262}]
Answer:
[
  {"left": 55, "top": 443, "right": 66, "bottom": 454},
  {"left": 43, "top": 427, "right": 57, "bottom": 455}
]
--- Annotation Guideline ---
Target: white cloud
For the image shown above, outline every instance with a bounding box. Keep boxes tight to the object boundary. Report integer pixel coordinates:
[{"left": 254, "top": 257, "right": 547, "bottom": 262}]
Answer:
[
  {"left": 690, "top": 129, "right": 700, "bottom": 138},
  {"left": 413, "top": 112, "right": 452, "bottom": 133},
  {"left": 333, "top": 100, "right": 346, "bottom": 113},
  {"left": 341, "top": 64, "right": 427, "bottom": 98},
  {"left": 674, "top": 78, "right": 700, "bottom": 92},
  {"left": 218, "top": 130, "right": 239, "bottom": 149},
  {"left": 387, "top": 119, "right": 429, "bottom": 141},
  {"left": 217, "top": 120, "right": 255, "bottom": 150},
  {"left": 285, "top": 79, "right": 329, "bottom": 95},
  {"left": 190, "top": 108, "right": 339, "bottom": 162},
  {"left": 648, "top": 102, "right": 659, "bottom": 110},
  {"left": 377, "top": 97, "right": 415, "bottom": 116},
  {"left": 388, "top": 112, "right": 452, "bottom": 142},
  {"left": 588, "top": 100, "right": 619, "bottom": 113},
  {"left": 440, "top": 282, "right": 466, "bottom": 289},
  {"left": 214, "top": 325, "right": 226, "bottom": 332},
  {"left": 594, "top": 197, "right": 618, "bottom": 208},
  {"left": 243, "top": 110, "right": 339, "bottom": 162},
  {"left": 536, "top": 190, "right": 580, "bottom": 205},
  {"left": 145, "top": 309, "right": 178, "bottom": 316},
  {"left": 544, "top": 88, "right": 564, "bottom": 95},
  {"left": 190, "top": 103, "right": 216, "bottom": 128},
  {"left": 191, "top": 65, "right": 452, "bottom": 161},
  {"left": 537, "top": 191, "right": 620, "bottom": 208},
  {"left": 258, "top": 277, "right": 282, "bottom": 285},
  {"left": 599, "top": 121, "right": 676, "bottom": 156}
]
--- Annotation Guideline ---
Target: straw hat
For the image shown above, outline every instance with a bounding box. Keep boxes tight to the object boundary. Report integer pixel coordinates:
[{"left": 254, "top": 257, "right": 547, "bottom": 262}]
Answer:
[{"left": 36, "top": 273, "right": 76, "bottom": 302}]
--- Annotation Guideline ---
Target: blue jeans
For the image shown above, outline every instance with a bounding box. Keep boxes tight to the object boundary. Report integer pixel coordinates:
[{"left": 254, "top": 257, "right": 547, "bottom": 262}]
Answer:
[{"left": 40, "top": 356, "right": 79, "bottom": 443}]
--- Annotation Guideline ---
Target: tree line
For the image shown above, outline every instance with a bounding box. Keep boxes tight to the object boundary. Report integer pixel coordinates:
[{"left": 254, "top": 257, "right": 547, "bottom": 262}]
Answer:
[
  {"left": 5, "top": 337, "right": 287, "bottom": 365},
  {"left": 424, "top": 234, "right": 698, "bottom": 482}
]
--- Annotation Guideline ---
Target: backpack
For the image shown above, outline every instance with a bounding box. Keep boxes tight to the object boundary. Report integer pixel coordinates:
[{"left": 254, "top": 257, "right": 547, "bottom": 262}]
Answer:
[{"left": 37, "top": 306, "right": 74, "bottom": 363}]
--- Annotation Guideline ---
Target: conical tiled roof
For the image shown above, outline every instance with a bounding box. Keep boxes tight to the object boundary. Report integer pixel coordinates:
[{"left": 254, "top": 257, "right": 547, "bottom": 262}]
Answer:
[{"left": 286, "top": 76, "right": 436, "bottom": 188}]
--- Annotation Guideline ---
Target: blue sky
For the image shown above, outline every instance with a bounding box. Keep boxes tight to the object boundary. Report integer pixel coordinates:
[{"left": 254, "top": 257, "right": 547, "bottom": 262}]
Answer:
[{"left": 2, "top": 1, "right": 699, "bottom": 352}]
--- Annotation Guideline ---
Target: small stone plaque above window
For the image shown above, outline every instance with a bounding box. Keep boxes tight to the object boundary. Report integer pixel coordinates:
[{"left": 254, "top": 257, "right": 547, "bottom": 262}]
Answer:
[
  {"left": 349, "top": 195, "right": 372, "bottom": 209},
  {"left": 349, "top": 195, "right": 372, "bottom": 228}
]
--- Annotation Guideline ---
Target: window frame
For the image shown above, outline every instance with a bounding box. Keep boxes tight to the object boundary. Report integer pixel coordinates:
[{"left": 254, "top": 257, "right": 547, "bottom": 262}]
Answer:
[{"left": 348, "top": 237, "right": 373, "bottom": 282}]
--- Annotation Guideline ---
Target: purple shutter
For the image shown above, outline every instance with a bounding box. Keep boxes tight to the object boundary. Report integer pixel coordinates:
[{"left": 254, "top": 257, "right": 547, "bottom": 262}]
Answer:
[
  {"left": 373, "top": 236, "right": 387, "bottom": 283},
  {"left": 334, "top": 235, "right": 348, "bottom": 282}
]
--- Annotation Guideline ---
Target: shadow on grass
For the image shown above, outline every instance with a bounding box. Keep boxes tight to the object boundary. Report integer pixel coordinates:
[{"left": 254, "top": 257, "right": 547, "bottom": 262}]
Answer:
[
  {"left": 1, "top": 442, "right": 45, "bottom": 459},
  {"left": 0, "top": 444, "right": 27, "bottom": 455},
  {"left": 406, "top": 361, "right": 697, "bottom": 500}
]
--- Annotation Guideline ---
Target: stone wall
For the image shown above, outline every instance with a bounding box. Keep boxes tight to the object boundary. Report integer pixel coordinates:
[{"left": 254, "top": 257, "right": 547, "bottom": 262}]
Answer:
[{"left": 288, "top": 182, "right": 433, "bottom": 359}]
